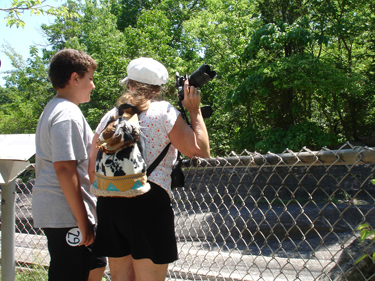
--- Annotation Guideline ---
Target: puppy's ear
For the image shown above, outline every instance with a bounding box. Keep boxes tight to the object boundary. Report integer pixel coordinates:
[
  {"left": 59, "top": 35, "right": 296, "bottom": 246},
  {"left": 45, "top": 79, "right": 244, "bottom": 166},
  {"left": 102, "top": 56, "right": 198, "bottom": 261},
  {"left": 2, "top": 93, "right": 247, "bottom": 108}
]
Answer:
[{"left": 118, "top": 103, "right": 139, "bottom": 116}]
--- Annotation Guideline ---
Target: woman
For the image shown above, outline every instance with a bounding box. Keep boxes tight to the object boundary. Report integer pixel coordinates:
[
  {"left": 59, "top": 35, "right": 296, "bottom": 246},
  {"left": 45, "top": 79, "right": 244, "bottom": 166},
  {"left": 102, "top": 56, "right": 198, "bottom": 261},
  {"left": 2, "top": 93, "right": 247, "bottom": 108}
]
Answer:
[{"left": 89, "top": 57, "right": 210, "bottom": 281}]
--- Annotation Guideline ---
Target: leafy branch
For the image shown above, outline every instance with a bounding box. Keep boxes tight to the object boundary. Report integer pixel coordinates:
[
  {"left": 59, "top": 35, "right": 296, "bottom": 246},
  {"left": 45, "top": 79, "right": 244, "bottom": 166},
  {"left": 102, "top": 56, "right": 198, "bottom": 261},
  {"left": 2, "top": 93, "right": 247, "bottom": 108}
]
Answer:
[
  {"left": 356, "top": 223, "right": 375, "bottom": 263},
  {"left": 0, "top": 0, "right": 77, "bottom": 28}
]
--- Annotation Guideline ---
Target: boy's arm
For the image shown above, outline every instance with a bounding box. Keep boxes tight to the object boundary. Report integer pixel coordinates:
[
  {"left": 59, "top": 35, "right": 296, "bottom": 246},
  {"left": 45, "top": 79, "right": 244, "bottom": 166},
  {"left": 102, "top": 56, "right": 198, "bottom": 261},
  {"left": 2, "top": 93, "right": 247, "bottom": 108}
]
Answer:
[{"left": 54, "top": 160, "right": 94, "bottom": 247}]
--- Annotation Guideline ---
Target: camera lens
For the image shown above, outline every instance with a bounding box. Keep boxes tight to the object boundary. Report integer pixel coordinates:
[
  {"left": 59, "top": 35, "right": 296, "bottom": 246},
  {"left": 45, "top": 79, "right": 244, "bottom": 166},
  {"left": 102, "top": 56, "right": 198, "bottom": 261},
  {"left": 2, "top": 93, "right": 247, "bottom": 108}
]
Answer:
[{"left": 189, "top": 63, "right": 217, "bottom": 88}]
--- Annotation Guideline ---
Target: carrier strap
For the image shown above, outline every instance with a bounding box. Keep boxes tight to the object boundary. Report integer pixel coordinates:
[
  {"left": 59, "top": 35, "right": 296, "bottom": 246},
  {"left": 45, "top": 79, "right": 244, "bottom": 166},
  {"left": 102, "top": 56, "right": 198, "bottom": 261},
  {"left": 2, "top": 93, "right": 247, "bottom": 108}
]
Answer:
[{"left": 146, "top": 143, "right": 172, "bottom": 176}]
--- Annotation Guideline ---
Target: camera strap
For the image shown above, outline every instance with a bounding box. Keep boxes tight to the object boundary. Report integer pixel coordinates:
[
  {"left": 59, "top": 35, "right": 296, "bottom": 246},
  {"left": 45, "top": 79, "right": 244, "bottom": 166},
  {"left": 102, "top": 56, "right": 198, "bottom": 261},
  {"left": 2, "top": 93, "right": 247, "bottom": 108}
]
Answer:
[{"left": 177, "top": 100, "right": 190, "bottom": 126}]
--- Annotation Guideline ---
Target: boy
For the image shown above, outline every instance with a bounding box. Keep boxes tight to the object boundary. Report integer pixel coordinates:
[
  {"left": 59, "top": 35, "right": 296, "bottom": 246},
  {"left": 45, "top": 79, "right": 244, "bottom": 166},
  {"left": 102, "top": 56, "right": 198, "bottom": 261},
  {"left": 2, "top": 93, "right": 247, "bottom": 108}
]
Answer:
[{"left": 32, "top": 49, "right": 106, "bottom": 281}]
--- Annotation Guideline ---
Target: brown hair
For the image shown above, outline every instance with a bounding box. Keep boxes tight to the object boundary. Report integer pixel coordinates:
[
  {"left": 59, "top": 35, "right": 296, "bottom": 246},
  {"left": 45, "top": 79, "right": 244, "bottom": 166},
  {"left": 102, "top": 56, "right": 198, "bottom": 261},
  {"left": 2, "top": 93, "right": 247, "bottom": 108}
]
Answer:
[
  {"left": 117, "top": 79, "right": 161, "bottom": 112},
  {"left": 49, "top": 49, "right": 97, "bottom": 90}
]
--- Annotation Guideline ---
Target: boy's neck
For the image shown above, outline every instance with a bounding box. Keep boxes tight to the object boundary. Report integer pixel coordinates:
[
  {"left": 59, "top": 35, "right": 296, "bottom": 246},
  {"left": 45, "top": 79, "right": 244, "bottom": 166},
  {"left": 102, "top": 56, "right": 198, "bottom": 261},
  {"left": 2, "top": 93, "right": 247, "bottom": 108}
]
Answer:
[{"left": 56, "top": 87, "right": 78, "bottom": 105}]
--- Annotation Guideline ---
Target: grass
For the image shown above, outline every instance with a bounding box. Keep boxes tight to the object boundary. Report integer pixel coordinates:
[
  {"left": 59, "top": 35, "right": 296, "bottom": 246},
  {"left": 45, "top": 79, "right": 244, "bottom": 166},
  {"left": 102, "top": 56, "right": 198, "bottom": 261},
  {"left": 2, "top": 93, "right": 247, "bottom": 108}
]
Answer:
[
  {"left": 0, "top": 265, "right": 48, "bottom": 281},
  {"left": 15, "top": 269, "right": 48, "bottom": 281}
]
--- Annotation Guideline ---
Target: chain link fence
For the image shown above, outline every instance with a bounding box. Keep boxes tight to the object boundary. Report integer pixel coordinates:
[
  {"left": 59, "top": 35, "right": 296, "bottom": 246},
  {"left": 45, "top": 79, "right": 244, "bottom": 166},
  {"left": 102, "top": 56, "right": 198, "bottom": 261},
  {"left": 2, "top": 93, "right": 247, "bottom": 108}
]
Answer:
[{"left": 4, "top": 143, "right": 375, "bottom": 280}]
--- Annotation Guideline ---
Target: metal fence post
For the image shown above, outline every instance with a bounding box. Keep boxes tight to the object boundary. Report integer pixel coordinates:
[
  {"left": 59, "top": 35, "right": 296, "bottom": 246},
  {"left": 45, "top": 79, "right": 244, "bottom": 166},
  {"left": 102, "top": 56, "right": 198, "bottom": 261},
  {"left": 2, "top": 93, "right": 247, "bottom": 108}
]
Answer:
[
  {"left": 0, "top": 134, "right": 36, "bottom": 281},
  {"left": 1, "top": 178, "right": 16, "bottom": 281}
]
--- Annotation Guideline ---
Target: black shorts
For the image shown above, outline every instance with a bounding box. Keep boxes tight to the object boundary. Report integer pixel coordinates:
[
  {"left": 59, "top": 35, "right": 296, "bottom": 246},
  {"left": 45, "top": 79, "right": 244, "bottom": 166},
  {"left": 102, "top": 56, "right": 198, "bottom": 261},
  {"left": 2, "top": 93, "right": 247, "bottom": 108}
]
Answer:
[
  {"left": 43, "top": 227, "right": 107, "bottom": 281},
  {"left": 94, "top": 182, "right": 178, "bottom": 264}
]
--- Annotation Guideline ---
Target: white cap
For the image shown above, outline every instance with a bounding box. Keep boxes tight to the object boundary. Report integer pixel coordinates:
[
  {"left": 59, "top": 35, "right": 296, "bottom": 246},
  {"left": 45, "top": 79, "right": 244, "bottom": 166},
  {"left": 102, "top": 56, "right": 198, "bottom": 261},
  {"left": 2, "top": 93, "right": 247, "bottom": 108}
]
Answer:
[{"left": 119, "top": 57, "right": 168, "bottom": 86}]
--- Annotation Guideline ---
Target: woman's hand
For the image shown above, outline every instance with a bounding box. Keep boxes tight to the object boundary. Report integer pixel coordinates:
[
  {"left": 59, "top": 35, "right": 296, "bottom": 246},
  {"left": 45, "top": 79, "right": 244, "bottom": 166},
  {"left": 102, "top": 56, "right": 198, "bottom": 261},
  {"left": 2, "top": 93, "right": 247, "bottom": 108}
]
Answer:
[
  {"left": 181, "top": 79, "right": 201, "bottom": 113},
  {"left": 169, "top": 79, "right": 210, "bottom": 159}
]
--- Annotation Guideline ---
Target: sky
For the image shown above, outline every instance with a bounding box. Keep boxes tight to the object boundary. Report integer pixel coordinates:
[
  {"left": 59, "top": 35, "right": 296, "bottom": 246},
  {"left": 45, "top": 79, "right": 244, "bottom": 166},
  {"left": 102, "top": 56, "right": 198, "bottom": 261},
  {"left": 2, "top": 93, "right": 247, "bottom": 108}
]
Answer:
[{"left": 0, "top": 0, "right": 57, "bottom": 86}]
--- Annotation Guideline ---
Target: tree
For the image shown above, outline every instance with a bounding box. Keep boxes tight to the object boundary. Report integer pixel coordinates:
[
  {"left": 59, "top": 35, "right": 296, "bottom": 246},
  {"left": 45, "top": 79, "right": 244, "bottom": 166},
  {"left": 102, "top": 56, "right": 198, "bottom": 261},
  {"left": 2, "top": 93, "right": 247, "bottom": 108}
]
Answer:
[
  {"left": 0, "top": 43, "right": 53, "bottom": 134},
  {"left": 228, "top": 0, "right": 375, "bottom": 152},
  {"left": 2, "top": 0, "right": 375, "bottom": 155},
  {"left": 103, "top": 0, "right": 159, "bottom": 30},
  {"left": 181, "top": 0, "right": 258, "bottom": 154},
  {"left": 308, "top": 0, "right": 375, "bottom": 141},
  {"left": 0, "top": 0, "right": 75, "bottom": 28}
]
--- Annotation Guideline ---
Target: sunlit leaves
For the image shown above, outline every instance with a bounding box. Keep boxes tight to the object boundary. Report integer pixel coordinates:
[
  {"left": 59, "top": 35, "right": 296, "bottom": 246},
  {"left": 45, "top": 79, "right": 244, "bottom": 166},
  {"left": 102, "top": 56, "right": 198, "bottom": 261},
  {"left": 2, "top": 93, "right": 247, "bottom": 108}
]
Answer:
[
  {"left": 1, "top": 0, "right": 375, "bottom": 155},
  {"left": 231, "top": 0, "right": 375, "bottom": 152},
  {"left": 1, "top": 0, "right": 78, "bottom": 28}
]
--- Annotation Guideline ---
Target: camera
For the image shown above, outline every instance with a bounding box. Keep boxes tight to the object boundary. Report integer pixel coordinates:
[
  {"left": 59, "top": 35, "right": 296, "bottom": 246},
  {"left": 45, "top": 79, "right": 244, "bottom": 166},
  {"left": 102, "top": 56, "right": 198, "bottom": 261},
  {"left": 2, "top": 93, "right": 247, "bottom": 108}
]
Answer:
[
  {"left": 175, "top": 63, "right": 216, "bottom": 120},
  {"left": 175, "top": 63, "right": 217, "bottom": 101}
]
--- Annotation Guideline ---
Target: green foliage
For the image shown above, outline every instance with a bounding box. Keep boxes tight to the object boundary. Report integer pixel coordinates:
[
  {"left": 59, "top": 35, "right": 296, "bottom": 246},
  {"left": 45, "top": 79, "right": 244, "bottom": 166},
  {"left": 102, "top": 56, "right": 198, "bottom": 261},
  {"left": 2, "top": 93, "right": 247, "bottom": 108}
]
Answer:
[
  {"left": 1, "top": 0, "right": 78, "bottom": 28},
  {"left": 227, "top": 0, "right": 375, "bottom": 152},
  {"left": 254, "top": 122, "right": 338, "bottom": 153},
  {"left": 356, "top": 223, "right": 375, "bottom": 264},
  {"left": 105, "top": 0, "right": 160, "bottom": 30},
  {"left": 182, "top": 0, "right": 257, "bottom": 154},
  {"left": 1, "top": 0, "right": 375, "bottom": 156},
  {"left": 0, "top": 43, "right": 53, "bottom": 134},
  {"left": 13, "top": 264, "right": 48, "bottom": 280}
]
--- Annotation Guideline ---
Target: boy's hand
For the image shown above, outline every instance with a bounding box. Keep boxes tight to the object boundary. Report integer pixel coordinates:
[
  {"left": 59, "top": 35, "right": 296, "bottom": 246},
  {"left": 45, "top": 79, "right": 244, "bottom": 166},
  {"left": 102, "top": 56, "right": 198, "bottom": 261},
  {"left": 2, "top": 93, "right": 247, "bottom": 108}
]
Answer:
[{"left": 78, "top": 219, "right": 95, "bottom": 247}]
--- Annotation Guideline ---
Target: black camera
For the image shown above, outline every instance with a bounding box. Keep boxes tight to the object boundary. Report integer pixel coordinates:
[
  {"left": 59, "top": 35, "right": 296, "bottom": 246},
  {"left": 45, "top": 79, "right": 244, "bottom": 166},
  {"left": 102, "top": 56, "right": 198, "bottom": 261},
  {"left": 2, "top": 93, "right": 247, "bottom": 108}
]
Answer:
[
  {"left": 175, "top": 63, "right": 217, "bottom": 101},
  {"left": 175, "top": 63, "right": 216, "bottom": 120}
]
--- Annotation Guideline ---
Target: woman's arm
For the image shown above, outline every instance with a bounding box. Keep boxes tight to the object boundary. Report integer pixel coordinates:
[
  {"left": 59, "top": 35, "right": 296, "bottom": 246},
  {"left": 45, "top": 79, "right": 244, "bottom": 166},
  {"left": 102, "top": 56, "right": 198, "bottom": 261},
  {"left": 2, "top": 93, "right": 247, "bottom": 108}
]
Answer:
[
  {"left": 169, "top": 80, "right": 210, "bottom": 159},
  {"left": 88, "top": 108, "right": 118, "bottom": 184},
  {"left": 88, "top": 132, "right": 100, "bottom": 184}
]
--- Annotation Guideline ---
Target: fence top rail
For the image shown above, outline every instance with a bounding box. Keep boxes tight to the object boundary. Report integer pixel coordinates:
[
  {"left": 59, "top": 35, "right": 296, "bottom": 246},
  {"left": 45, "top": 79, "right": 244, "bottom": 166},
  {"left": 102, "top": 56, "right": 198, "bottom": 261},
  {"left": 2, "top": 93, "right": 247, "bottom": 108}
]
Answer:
[{"left": 182, "top": 147, "right": 375, "bottom": 168}]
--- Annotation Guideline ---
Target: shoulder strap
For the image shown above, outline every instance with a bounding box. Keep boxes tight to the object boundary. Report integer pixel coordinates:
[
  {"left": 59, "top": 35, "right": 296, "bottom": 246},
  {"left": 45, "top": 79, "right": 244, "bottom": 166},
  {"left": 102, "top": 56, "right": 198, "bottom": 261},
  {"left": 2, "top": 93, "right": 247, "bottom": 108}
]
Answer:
[{"left": 147, "top": 143, "right": 172, "bottom": 176}]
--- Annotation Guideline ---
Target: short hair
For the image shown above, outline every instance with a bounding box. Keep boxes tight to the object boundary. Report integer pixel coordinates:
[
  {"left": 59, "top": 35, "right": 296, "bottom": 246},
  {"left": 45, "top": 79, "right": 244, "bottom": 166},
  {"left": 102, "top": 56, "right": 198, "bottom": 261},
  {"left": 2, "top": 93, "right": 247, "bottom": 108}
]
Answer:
[{"left": 49, "top": 49, "right": 97, "bottom": 90}]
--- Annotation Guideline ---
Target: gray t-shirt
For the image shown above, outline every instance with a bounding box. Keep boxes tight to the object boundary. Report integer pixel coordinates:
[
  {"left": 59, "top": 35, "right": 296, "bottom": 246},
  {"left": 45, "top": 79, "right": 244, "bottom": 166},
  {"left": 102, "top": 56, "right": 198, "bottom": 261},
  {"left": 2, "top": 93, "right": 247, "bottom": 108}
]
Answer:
[{"left": 32, "top": 97, "right": 96, "bottom": 228}]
